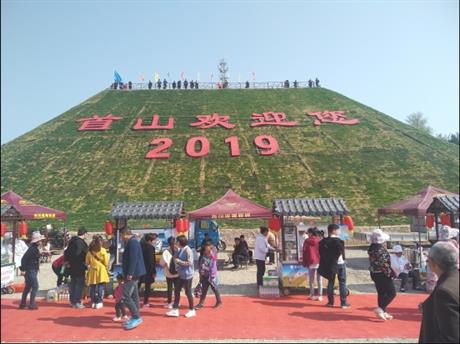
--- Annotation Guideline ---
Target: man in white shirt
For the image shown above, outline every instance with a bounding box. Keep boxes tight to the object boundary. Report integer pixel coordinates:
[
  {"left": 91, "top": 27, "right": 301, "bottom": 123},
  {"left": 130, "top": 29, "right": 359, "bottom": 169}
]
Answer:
[
  {"left": 390, "top": 245, "right": 421, "bottom": 292},
  {"left": 254, "top": 226, "right": 278, "bottom": 288},
  {"left": 152, "top": 233, "right": 162, "bottom": 252}
]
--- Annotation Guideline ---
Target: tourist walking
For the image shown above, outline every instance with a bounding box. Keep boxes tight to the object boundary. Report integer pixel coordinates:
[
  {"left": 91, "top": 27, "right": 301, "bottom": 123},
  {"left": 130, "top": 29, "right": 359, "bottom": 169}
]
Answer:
[
  {"left": 195, "top": 241, "right": 222, "bottom": 309},
  {"left": 85, "top": 235, "right": 110, "bottom": 309},
  {"left": 112, "top": 274, "right": 129, "bottom": 322},
  {"left": 160, "top": 236, "right": 179, "bottom": 309},
  {"left": 419, "top": 241, "right": 459, "bottom": 343},
  {"left": 65, "top": 227, "right": 88, "bottom": 309},
  {"left": 318, "top": 224, "right": 350, "bottom": 308},
  {"left": 368, "top": 229, "right": 396, "bottom": 320},
  {"left": 254, "top": 226, "right": 277, "bottom": 290},
  {"left": 19, "top": 231, "right": 45, "bottom": 310},
  {"left": 139, "top": 233, "right": 156, "bottom": 308},
  {"left": 121, "top": 227, "right": 146, "bottom": 330},
  {"left": 303, "top": 227, "right": 323, "bottom": 301},
  {"left": 166, "top": 235, "right": 196, "bottom": 318}
]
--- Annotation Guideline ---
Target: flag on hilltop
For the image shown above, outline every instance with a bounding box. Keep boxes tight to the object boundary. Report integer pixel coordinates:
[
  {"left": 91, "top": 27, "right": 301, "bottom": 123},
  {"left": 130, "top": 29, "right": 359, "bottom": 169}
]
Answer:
[{"left": 114, "top": 70, "right": 123, "bottom": 83}]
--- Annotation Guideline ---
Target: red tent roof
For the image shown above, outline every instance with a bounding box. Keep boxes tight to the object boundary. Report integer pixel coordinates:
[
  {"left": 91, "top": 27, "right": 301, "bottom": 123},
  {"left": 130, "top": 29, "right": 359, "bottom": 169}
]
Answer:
[
  {"left": 188, "top": 189, "right": 272, "bottom": 219},
  {"left": 378, "top": 185, "right": 458, "bottom": 217},
  {"left": 1, "top": 191, "right": 67, "bottom": 220}
]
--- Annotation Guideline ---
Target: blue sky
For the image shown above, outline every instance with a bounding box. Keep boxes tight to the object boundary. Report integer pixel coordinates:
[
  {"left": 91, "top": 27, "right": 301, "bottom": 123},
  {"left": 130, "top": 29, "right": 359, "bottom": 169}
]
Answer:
[{"left": 1, "top": 0, "right": 458, "bottom": 144}]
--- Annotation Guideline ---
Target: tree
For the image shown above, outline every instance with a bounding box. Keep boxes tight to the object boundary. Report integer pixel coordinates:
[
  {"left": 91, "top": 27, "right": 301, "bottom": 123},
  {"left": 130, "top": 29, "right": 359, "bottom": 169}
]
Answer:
[
  {"left": 448, "top": 132, "right": 459, "bottom": 145},
  {"left": 406, "top": 112, "right": 433, "bottom": 135},
  {"left": 218, "top": 59, "right": 229, "bottom": 86}
]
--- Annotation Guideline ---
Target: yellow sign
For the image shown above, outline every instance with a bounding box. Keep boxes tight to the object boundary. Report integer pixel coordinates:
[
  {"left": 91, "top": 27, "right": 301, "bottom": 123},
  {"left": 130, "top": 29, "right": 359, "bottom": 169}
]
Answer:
[
  {"left": 33, "top": 213, "right": 56, "bottom": 219},
  {"left": 212, "top": 212, "right": 251, "bottom": 219}
]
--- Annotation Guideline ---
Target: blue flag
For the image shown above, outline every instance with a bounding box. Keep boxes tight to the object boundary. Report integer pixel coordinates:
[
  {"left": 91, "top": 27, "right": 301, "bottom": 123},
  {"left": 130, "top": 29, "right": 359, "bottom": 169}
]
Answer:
[{"left": 114, "top": 70, "right": 123, "bottom": 83}]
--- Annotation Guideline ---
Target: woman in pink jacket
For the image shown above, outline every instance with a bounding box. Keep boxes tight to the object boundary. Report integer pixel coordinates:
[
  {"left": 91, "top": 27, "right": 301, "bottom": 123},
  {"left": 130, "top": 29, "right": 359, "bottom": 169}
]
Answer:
[{"left": 303, "top": 227, "right": 323, "bottom": 301}]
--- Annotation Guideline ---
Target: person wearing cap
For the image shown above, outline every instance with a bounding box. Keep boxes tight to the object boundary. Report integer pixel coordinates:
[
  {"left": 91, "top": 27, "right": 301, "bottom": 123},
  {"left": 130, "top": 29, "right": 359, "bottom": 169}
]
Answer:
[
  {"left": 19, "top": 231, "right": 45, "bottom": 310},
  {"left": 64, "top": 227, "right": 89, "bottom": 309},
  {"left": 368, "top": 228, "right": 396, "bottom": 320},
  {"left": 419, "top": 241, "right": 459, "bottom": 343},
  {"left": 390, "top": 245, "right": 421, "bottom": 292}
]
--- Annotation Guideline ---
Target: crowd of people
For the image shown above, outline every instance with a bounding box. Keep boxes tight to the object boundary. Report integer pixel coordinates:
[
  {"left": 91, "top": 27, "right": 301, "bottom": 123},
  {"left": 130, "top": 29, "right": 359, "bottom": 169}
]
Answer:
[
  {"left": 109, "top": 78, "right": 321, "bottom": 90},
  {"left": 17, "top": 223, "right": 459, "bottom": 340}
]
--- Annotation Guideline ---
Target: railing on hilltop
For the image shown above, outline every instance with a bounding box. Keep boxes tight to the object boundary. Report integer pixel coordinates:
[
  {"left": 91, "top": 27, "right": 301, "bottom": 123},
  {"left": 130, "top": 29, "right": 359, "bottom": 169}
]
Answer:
[{"left": 107, "top": 80, "right": 320, "bottom": 91}]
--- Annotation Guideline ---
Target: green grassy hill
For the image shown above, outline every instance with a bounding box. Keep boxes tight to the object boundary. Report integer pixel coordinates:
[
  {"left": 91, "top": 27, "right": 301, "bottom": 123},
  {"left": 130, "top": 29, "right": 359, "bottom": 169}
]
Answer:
[{"left": 1, "top": 88, "right": 458, "bottom": 229}]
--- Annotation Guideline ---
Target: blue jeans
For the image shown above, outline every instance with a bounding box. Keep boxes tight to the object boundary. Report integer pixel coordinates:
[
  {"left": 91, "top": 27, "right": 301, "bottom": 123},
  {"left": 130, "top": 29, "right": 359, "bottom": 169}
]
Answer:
[
  {"left": 20, "top": 270, "right": 39, "bottom": 307},
  {"left": 327, "top": 263, "right": 347, "bottom": 305},
  {"left": 69, "top": 275, "right": 85, "bottom": 305},
  {"left": 122, "top": 279, "right": 140, "bottom": 319},
  {"left": 90, "top": 283, "right": 104, "bottom": 304},
  {"left": 308, "top": 267, "right": 323, "bottom": 297}
]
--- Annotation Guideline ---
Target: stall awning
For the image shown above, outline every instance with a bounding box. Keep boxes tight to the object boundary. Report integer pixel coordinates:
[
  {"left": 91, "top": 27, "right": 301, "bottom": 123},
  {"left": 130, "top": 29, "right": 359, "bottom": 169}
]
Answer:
[
  {"left": 1, "top": 204, "right": 22, "bottom": 220},
  {"left": 110, "top": 201, "right": 184, "bottom": 220},
  {"left": 273, "top": 198, "right": 349, "bottom": 217},
  {"left": 1, "top": 191, "right": 67, "bottom": 220},
  {"left": 377, "top": 185, "right": 457, "bottom": 217},
  {"left": 188, "top": 189, "right": 272, "bottom": 219},
  {"left": 427, "top": 195, "right": 459, "bottom": 214}
]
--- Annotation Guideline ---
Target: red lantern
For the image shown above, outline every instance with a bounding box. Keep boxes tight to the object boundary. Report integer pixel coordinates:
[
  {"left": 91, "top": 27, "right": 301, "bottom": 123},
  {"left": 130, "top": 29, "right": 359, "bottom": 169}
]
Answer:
[
  {"left": 19, "top": 221, "right": 28, "bottom": 239},
  {"left": 1, "top": 223, "right": 6, "bottom": 239},
  {"left": 104, "top": 220, "right": 113, "bottom": 239},
  {"left": 175, "top": 219, "right": 189, "bottom": 235},
  {"left": 440, "top": 213, "right": 451, "bottom": 226},
  {"left": 343, "top": 216, "right": 354, "bottom": 231},
  {"left": 268, "top": 217, "right": 281, "bottom": 233},
  {"left": 425, "top": 214, "right": 434, "bottom": 228}
]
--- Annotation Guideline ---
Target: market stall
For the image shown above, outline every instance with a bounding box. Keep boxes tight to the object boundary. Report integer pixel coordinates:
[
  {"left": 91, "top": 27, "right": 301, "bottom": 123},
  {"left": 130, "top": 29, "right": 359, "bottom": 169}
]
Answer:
[
  {"left": 272, "top": 197, "right": 351, "bottom": 296},
  {"left": 109, "top": 200, "right": 185, "bottom": 289},
  {"left": 426, "top": 195, "right": 459, "bottom": 230}
]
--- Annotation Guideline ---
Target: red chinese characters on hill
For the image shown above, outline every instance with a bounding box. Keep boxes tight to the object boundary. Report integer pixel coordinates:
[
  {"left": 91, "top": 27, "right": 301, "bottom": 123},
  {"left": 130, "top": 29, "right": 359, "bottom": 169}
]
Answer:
[
  {"left": 306, "top": 111, "right": 359, "bottom": 126},
  {"left": 251, "top": 112, "right": 298, "bottom": 127},
  {"left": 133, "top": 114, "right": 174, "bottom": 130},
  {"left": 77, "top": 114, "right": 123, "bottom": 131},
  {"left": 190, "top": 113, "right": 236, "bottom": 129}
]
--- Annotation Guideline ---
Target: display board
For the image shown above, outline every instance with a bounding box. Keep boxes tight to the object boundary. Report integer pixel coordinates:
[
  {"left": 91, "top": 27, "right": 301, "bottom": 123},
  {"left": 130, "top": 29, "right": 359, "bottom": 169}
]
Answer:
[{"left": 282, "top": 223, "right": 299, "bottom": 262}]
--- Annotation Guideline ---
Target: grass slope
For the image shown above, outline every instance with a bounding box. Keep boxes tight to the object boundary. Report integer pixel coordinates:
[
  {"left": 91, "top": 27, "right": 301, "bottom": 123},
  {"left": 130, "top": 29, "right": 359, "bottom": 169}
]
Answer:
[{"left": 1, "top": 88, "right": 458, "bottom": 229}]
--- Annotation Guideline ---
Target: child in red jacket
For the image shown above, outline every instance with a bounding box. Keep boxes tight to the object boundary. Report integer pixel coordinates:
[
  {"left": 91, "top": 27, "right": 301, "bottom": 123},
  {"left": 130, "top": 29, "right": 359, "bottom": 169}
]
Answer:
[{"left": 303, "top": 227, "right": 323, "bottom": 301}]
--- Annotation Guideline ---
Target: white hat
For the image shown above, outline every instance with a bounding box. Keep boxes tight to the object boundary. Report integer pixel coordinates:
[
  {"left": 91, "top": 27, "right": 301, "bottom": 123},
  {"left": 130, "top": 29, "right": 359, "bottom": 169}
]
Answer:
[
  {"left": 369, "top": 228, "right": 390, "bottom": 244},
  {"left": 393, "top": 245, "right": 403, "bottom": 253},
  {"left": 30, "top": 231, "right": 46, "bottom": 244},
  {"left": 439, "top": 225, "right": 459, "bottom": 241}
]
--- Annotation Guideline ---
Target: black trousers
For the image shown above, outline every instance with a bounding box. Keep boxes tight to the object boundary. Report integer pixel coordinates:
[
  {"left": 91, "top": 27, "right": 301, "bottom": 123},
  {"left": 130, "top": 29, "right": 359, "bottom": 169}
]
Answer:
[
  {"left": 370, "top": 272, "right": 396, "bottom": 312},
  {"left": 256, "top": 259, "right": 266, "bottom": 286},
  {"left": 173, "top": 278, "right": 194, "bottom": 310},
  {"left": 199, "top": 276, "right": 222, "bottom": 305},
  {"left": 266, "top": 250, "right": 275, "bottom": 264},
  {"left": 138, "top": 277, "right": 154, "bottom": 305},
  {"left": 115, "top": 301, "right": 127, "bottom": 317},
  {"left": 52, "top": 265, "right": 65, "bottom": 287},
  {"left": 166, "top": 277, "right": 178, "bottom": 304},
  {"left": 398, "top": 271, "right": 420, "bottom": 289}
]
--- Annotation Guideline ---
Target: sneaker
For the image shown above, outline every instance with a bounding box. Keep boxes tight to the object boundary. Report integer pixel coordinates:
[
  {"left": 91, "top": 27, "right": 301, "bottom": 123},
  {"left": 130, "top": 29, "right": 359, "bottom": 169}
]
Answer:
[
  {"left": 113, "top": 316, "right": 122, "bottom": 321},
  {"left": 91, "top": 303, "right": 96, "bottom": 309},
  {"left": 142, "top": 303, "right": 151, "bottom": 308},
  {"left": 166, "top": 308, "right": 180, "bottom": 317},
  {"left": 19, "top": 304, "right": 26, "bottom": 309},
  {"left": 164, "top": 303, "right": 173, "bottom": 309},
  {"left": 213, "top": 302, "right": 222, "bottom": 309},
  {"left": 74, "top": 303, "right": 86, "bottom": 309},
  {"left": 124, "top": 317, "right": 143, "bottom": 330},
  {"left": 95, "top": 303, "right": 103, "bottom": 309},
  {"left": 318, "top": 296, "right": 323, "bottom": 302},
  {"left": 399, "top": 288, "right": 406, "bottom": 292},
  {"left": 121, "top": 315, "right": 130, "bottom": 321},
  {"left": 326, "top": 303, "right": 334, "bottom": 308},
  {"left": 341, "top": 303, "right": 351, "bottom": 309},
  {"left": 374, "top": 307, "right": 387, "bottom": 320},
  {"left": 383, "top": 312, "right": 394, "bottom": 320},
  {"left": 194, "top": 303, "right": 204, "bottom": 310},
  {"left": 28, "top": 305, "right": 38, "bottom": 310},
  {"left": 308, "top": 295, "right": 315, "bottom": 300},
  {"left": 184, "top": 309, "right": 196, "bottom": 318},
  {"left": 311, "top": 295, "right": 319, "bottom": 301}
]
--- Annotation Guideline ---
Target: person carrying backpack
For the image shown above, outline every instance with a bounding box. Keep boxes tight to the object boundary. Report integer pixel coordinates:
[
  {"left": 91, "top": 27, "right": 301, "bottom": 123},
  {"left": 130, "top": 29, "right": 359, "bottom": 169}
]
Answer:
[{"left": 160, "top": 236, "right": 179, "bottom": 309}]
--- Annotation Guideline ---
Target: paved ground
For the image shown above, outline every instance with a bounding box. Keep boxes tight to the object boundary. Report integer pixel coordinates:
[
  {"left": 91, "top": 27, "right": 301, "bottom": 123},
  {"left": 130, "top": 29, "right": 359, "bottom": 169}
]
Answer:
[{"left": 1, "top": 294, "right": 424, "bottom": 343}]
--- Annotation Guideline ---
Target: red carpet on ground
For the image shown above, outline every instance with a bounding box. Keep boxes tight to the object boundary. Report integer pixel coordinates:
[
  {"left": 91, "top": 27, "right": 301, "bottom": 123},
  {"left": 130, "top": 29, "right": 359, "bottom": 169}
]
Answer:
[{"left": 1, "top": 294, "right": 425, "bottom": 342}]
